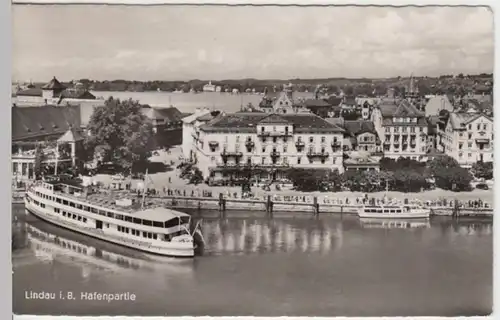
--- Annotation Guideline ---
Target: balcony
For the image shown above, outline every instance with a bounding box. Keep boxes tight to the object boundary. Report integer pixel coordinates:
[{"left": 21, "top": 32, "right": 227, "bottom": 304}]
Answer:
[
  {"left": 331, "top": 141, "right": 342, "bottom": 152},
  {"left": 221, "top": 151, "right": 243, "bottom": 159},
  {"left": 208, "top": 141, "right": 219, "bottom": 150},
  {"left": 259, "top": 163, "right": 290, "bottom": 169},
  {"left": 258, "top": 131, "right": 292, "bottom": 137},
  {"left": 216, "top": 162, "right": 241, "bottom": 168},
  {"left": 270, "top": 151, "right": 280, "bottom": 159},
  {"left": 476, "top": 138, "right": 490, "bottom": 144},
  {"left": 245, "top": 140, "right": 255, "bottom": 152},
  {"left": 307, "top": 151, "right": 330, "bottom": 158}
]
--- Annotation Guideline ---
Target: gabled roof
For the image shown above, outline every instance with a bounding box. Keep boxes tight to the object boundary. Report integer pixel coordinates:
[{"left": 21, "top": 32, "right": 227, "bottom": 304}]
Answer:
[
  {"left": 325, "top": 96, "right": 343, "bottom": 107},
  {"left": 343, "top": 96, "right": 357, "bottom": 106},
  {"left": 42, "top": 77, "right": 66, "bottom": 90},
  {"left": 59, "top": 90, "right": 96, "bottom": 100},
  {"left": 200, "top": 112, "right": 344, "bottom": 133},
  {"left": 301, "top": 99, "right": 331, "bottom": 108},
  {"left": 447, "top": 112, "right": 493, "bottom": 130},
  {"left": 58, "top": 127, "right": 84, "bottom": 143},
  {"left": 424, "top": 95, "right": 453, "bottom": 116},
  {"left": 394, "top": 99, "right": 423, "bottom": 117},
  {"left": 142, "top": 106, "right": 183, "bottom": 123},
  {"left": 182, "top": 109, "right": 211, "bottom": 124},
  {"left": 378, "top": 99, "right": 427, "bottom": 126},
  {"left": 343, "top": 120, "right": 378, "bottom": 137},
  {"left": 258, "top": 114, "right": 290, "bottom": 124},
  {"left": 15, "top": 88, "right": 43, "bottom": 97},
  {"left": 12, "top": 105, "right": 81, "bottom": 141}
]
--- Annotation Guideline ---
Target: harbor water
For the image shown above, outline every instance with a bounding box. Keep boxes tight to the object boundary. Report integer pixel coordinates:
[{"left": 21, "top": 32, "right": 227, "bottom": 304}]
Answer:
[{"left": 12, "top": 204, "right": 492, "bottom": 317}]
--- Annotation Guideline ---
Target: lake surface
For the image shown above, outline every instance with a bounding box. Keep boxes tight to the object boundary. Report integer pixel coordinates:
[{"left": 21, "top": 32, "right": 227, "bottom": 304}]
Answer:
[
  {"left": 12, "top": 204, "right": 492, "bottom": 317},
  {"left": 91, "top": 91, "right": 314, "bottom": 114}
]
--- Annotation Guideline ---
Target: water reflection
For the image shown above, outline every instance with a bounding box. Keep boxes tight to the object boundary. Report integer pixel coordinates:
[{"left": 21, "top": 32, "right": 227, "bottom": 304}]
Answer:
[
  {"left": 13, "top": 216, "right": 196, "bottom": 279},
  {"left": 198, "top": 218, "right": 343, "bottom": 255},
  {"left": 359, "top": 218, "right": 431, "bottom": 229}
]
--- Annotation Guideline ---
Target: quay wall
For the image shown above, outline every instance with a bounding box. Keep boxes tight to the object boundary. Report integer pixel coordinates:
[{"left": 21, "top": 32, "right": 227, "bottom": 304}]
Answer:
[
  {"left": 12, "top": 191, "right": 493, "bottom": 217},
  {"left": 151, "top": 195, "right": 492, "bottom": 217}
]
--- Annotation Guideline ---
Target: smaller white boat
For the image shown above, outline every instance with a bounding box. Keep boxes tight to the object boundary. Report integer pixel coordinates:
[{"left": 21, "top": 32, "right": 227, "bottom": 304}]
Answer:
[
  {"left": 358, "top": 181, "right": 430, "bottom": 219},
  {"left": 358, "top": 204, "right": 430, "bottom": 219}
]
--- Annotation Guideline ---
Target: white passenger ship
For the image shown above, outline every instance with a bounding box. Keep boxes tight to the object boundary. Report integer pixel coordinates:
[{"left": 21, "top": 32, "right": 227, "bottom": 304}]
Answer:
[
  {"left": 24, "top": 175, "right": 201, "bottom": 258},
  {"left": 358, "top": 204, "right": 430, "bottom": 219}
]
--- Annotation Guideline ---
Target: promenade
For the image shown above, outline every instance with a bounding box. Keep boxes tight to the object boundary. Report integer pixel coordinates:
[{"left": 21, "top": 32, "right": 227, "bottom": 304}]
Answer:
[{"left": 12, "top": 147, "right": 493, "bottom": 217}]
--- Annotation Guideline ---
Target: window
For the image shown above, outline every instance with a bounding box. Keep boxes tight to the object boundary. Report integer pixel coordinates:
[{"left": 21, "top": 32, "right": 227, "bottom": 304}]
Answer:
[
  {"left": 236, "top": 136, "right": 240, "bottom": 142},
  {"left": 261, "top": 157, "right": 265, "bottom": 165},
  {"left": 283, "top": 145, "right": 287, "bottom": 152},
  {"left": 410, "top": 127, "right": 415, "bottom": 133},
  {"left": 468, "top": 133, "right": 472, "bottom": 139},
  {"left": 459, "top": 152, "right": 463, "bottom": 158},
  {"left": 262, "top": 147, "right": 266, "bottom": 153},
  {"left": 211, "top": 156, "right": 215, "bottom": 162},
  {"left": 484, "top": 124, "right": 487, "bottom": 130},
  {"left": 297, "top": 157, "right": 301, "bottom": 164},
  {"left": 477, "top": 124, "right": 481, "bottom": 130},
  {"left": 385, "top": 127, "right": 390, "bottom": 133},
  {"left": 468, "top": 142, "right": 472, "bottom": 148},
  {"left": 468, "top": 124, "right": 472, "bottom": 130},
  {"left": 273, "top": 137, "right": 277, "bottom": 143},
  {"left": 273, "top": 126, "right": 276, "bottom": 132},
  {"left": 459, "top": 143, "right": 463, "bottom": 150},
  {"left": 321, "top": 136, "right": 325, "bottom": 143},
  {"left": 468, "top": 153, "right": 472, "bottom": 158},
  {"left": 309, "top": 136, "right": 314, "bottom": 143}
]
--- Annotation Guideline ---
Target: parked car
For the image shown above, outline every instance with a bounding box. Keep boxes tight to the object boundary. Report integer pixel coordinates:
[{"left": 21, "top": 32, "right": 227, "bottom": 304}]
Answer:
[{"left": 475, "top": 183, "right": 489, "bottom": 190}]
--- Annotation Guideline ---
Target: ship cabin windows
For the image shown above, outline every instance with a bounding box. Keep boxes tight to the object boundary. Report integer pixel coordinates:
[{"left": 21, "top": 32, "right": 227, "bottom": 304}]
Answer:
[
  {"left": 364, "top": 207, "right": 402, "bottom": 214},
  {"left": 36, "top": 191, "right": 190, "bottom": 230}
]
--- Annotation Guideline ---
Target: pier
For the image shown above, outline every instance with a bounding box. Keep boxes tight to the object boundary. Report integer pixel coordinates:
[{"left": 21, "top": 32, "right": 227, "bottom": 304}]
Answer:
[{"left": 11, "top": 189, "right": 492, "bottom": 218}]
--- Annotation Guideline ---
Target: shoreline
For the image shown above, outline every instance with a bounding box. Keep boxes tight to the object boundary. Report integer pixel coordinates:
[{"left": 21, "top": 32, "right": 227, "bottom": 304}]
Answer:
[{"left": 11, "top": 191, "right": 493, "bottom": 218}]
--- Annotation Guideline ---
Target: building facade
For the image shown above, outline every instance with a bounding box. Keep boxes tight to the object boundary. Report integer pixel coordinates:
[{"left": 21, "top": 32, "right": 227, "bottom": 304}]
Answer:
[
  {"left": 371, "top": 99, "right": 429, "bottom": 161},
  {"left": 192, "top": 112, "right": 345, "bottom": 181},
  {"left": 438, "top": 112, "right": 493, "bottom": 167},
  {"left": 141, "top": 106, "right": 185, "bottom": 147},
  {"left": 181, "top": 108, "right": 221, "bottom": 161},
  {"left": 12, "top": 104, "right": 84, "bottom": 182}
]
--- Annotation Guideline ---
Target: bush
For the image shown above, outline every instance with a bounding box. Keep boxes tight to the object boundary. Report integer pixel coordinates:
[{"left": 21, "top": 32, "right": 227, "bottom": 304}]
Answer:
[
  {"left": 471, "top": 161, "right": 493, "bottom": 180},
  {"left": 188, "top": 168, "right": 203, "bottom": 185}
]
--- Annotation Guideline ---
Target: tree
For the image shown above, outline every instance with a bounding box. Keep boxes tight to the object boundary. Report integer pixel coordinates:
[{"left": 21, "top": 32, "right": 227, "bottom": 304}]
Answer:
[
  {"left": 287, "top": 168, "right": 330, "bottom": 192},
  {"left": 33, "top": 144, "right": 45, "bottom": 180},
  {"left": 427, "top": 155, "right": 460, "bottom": 177},
  {"left": 471, "top": 161, "right": 493, "bottom": 180},
  {"left": 84, "top": 97, "right": 155, "bottom": 175},
  {"left": 189, "top": 168, "right": 204, "bottom": 185},
  {"left": 434, "top": 166, "right": 473, "bottom": 191}
]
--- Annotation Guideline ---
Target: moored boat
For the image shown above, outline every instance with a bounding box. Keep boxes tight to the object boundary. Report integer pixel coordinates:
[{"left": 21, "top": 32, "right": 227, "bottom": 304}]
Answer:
[
  {"left": 24, "top": 175, "right": 201, "bottom": 258},
  {"left": 358, "top": 204, "right": 430, "bottom": 219}
]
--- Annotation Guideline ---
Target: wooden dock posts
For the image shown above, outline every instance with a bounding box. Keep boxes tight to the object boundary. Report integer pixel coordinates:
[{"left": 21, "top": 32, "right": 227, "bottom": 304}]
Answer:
[
  {"left": 266, "top": 195, "right": 274, "bottom": 218},
  {"left": 218, "top": 193, "right": 226, "bottom": 218},
  {"left": 313, "top": 196, "right": 320, "bottom": 217}
]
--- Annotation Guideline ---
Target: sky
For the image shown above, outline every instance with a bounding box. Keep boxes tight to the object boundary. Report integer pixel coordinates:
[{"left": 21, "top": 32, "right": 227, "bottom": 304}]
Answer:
[{"left": 12, "top": 5, "right": 494, "bottom": 82}]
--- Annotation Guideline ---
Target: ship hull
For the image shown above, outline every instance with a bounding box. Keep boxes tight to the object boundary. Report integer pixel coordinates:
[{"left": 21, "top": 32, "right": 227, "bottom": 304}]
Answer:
[
  {"left": 358, "top": 207, "right": 430, "bottom": 219},
  {"left": 24, "top": 199, "right": 195, "bottom": 258}
]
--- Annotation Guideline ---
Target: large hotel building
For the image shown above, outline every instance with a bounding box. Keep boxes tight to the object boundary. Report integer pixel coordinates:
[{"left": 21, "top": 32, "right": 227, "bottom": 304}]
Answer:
[{"left": 192, "top": 112, "right": 345, "bottom": 181}]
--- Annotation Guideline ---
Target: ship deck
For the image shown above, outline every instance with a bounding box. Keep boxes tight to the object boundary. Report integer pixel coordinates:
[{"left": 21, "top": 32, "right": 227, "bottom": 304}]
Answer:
[{"left": 35, "top": 178, "right": 189, "bottom": 222}]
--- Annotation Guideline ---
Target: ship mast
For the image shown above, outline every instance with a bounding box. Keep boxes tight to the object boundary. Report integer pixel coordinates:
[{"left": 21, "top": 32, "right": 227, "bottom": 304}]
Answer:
[{"left": 140, "top": 168, "right": 149, "bottom": 210}]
